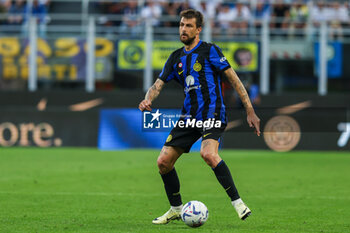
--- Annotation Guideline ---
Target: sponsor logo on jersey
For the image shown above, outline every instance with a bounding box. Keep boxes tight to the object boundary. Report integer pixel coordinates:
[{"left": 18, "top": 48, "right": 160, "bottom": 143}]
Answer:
[
  {"left": 184, "top": 75, "right": 201, "bottom": 93},
  {"left": 185, "top": 75, "right": 195, "bottom": 86}
]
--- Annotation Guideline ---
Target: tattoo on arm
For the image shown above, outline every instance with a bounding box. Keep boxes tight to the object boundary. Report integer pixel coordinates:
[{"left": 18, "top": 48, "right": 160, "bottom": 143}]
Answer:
[
  {"left": 145, "top": 79, "right": 165, "bottom": 102},
  {"left": 225, "top": 68, "right": 253, "bottom": 111}
]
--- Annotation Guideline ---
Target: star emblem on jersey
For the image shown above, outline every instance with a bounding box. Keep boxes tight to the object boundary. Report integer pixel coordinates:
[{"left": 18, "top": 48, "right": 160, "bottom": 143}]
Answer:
[
  {"left": 150, "top": 109, "right": 162, "bottom": 122},
  {"left": 193, "top": 61, "right": 202, "bottom": 72}
]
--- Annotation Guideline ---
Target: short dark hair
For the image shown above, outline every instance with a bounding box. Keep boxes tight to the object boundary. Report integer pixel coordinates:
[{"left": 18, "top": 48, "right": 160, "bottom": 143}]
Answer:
[{"left": 180, "top": 9, "right": 204, "bottom": 28}]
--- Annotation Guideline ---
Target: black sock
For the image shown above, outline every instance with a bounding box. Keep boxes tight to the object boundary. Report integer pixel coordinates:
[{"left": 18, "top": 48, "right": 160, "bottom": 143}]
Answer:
[
  {"left": 213, "top": 160, "right": 240, "bottom": 201},
  {"left": 160, "top": 168, "right": 182, "bottom": 206}
]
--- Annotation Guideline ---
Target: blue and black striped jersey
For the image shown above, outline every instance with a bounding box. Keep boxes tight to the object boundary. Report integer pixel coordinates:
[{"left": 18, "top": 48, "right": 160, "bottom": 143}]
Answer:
[{"left": 159, "top": 40, "right": 230, "bottom": 123}]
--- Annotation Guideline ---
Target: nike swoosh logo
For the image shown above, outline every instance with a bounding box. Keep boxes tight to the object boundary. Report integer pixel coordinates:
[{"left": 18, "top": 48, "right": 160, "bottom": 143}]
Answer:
[
  {"left": 37, "top": 97, "right": 47, "bottom": 111},
  {"left": 203, "top": 133, "right": 212, "bottom": 138},
  {"left": 167, "top": 215, "right": 180, "bottom": 221},
  {"left": 69, "top": 98, "right": 104, "bottom": 111},
  {"left": 178, "top": 70, "right": 183, "bottom": 75},
  {"left": 225, "top": 186, "right": 231, "bottom": 191},
  {"left": 242, "top": 208, "right": 248, "bottom": 215}
]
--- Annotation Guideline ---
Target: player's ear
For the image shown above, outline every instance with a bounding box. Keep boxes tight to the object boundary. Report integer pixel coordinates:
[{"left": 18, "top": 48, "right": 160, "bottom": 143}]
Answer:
[{"left": 197, "top": 26, "right": 202, "bottom": 34}]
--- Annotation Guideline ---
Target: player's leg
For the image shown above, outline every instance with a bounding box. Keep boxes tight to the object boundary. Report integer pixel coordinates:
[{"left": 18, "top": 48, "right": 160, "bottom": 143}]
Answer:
[
  {"left": 152, "top": 146, "right": 184, "bottom": 224},
  {"left": 200, "top": 139, "right": 240, "bottom": 199},
  {"left": 153, "top": 124, "right": 202, "bottom": 224},
  {"left": 200, "top": 138, "right": 251, "bottom": 220},
  {"left": 157, "top": 145, "right": 184, "bottom": 209}
]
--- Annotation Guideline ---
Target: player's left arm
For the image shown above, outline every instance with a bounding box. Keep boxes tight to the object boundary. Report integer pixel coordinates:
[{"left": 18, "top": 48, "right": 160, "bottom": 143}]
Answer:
[{"left": 224, "top": 68, "right": 261, "bottom": 136}]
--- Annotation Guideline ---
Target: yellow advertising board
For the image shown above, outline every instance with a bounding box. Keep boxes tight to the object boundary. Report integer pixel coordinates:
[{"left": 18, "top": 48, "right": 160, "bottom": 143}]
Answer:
[
  {"left": 117, "top": 40, "right": 259, "bottom": 72},
  {"left": 0, "top": 37, "right": 114, "bottom": 81},
  {"left": 152, "top": 41, "right": 183, "bottom": 69},
  {"left": 117, "top": 40, "right": 145, "bottom": 70}
]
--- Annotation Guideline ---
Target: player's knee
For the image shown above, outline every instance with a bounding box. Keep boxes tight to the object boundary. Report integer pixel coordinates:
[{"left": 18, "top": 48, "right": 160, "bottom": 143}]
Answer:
[
  {"left": 157, "top": 156, "right": 172, "bottom": 174},
  {"left": 200, "top": 151, "right": 217, "bottom": 167}
]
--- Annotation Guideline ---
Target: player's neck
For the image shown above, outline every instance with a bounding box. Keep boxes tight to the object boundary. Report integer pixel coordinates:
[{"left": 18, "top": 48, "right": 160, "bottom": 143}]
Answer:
[{"left": 184, "top": 37, "right": 200, "bottom": 52}]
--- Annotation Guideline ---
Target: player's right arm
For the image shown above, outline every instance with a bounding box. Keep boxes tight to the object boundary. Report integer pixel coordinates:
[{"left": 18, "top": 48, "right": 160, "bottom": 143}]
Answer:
[
  {"left": 139, "top": 51, "right": 177, "bottom": 112},
  {"left": 138, "top": 78, "right": 165, "bottom": 112}
]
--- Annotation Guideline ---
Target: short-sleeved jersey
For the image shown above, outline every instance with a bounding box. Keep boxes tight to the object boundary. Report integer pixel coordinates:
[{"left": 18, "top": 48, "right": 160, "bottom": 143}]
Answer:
[{"left": 159, "top": 40, "right": 230, "bottom": 123}]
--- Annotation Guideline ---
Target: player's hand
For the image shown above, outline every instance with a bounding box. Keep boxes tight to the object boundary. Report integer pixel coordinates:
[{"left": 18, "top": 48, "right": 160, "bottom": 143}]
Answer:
[
  {"left": 247, "top": 111, "right": 261, "bottom": 136},
  {"left": 139, "top": 99, "right": 152, "bottom": 112}
]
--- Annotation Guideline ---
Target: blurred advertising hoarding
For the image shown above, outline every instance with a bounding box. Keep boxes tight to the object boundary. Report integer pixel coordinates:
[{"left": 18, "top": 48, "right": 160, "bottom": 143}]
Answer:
[
  {"left": 98, "top": 108, "right": 202, "bottom": 151},
  {"left": 117, "top": 40, "right": 259, "bottom": 72},
  {"left": 0, "top": 37, "right": 114, "bottom": 83},
  {"left": 0, "top": 110, "right": 98, "bottom": 147}
]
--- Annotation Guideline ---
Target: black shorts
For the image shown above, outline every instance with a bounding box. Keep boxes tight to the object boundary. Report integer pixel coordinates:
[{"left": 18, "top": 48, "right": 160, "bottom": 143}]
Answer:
[{"left": 164, "top": 119, "right": 227, "bottom": 153}]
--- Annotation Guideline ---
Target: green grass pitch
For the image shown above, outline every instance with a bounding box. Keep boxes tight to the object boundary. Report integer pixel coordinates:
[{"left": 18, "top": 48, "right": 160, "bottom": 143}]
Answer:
[{"left": 0, "top": 148, "right": 349, "bottom": 233}]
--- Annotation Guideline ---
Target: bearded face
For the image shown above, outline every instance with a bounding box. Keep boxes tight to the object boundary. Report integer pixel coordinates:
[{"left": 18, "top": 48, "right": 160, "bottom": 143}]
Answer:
[
  {"left": 180, "top": 32, "right": 196, "bottom": 45},
  {"left": 179, "top": 17, "right": 201, "bottom": 46}
]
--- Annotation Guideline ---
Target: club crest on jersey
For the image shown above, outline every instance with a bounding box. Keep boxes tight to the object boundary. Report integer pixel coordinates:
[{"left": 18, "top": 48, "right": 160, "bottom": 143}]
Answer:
[
  {"left": 178, "top": 62, "right": 183, "bottom": 68},
  {"left": 193, "top": 61, "right": 202, "bottom": 72}
]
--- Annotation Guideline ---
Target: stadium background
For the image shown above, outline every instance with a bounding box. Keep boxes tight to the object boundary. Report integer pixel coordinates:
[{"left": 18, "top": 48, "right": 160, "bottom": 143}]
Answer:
[
  {"left": 0, "top": 0, "right": 350, "bottom": 232},
  {"left": 0, "top": 0, "right": 349, "bottom": 151}
]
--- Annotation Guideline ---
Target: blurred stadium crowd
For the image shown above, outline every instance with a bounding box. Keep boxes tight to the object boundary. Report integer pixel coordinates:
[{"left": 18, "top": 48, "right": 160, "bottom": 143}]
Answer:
[
  {"left": 95, "top": 0, "right": 350, "bottom": 38},
  {"left": 0, "top": 0, "right": 349, "bottom": 38},
  {"left": 0, "top": 0, "right": 50, "bottom": 25},
  {"left": 0, "top": 0, "right": 349, "bottom": 93}
]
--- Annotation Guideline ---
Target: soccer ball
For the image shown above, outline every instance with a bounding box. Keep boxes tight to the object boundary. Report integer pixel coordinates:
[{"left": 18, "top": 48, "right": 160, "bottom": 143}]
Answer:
[{"left": 181, "top": 200, "right": 209, "bottom": 227}]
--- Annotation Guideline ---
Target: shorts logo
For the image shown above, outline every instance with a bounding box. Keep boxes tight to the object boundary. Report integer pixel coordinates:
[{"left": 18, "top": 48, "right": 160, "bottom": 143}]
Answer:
[
  {"left": 166, "top": 135, "right": 172, "bottom": 143},
  {"left": 203, "top": 133, "right": 212, "bottom": 138},
  {"left": 193, "top": 61, "right": 202, "bottom": 72}
]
